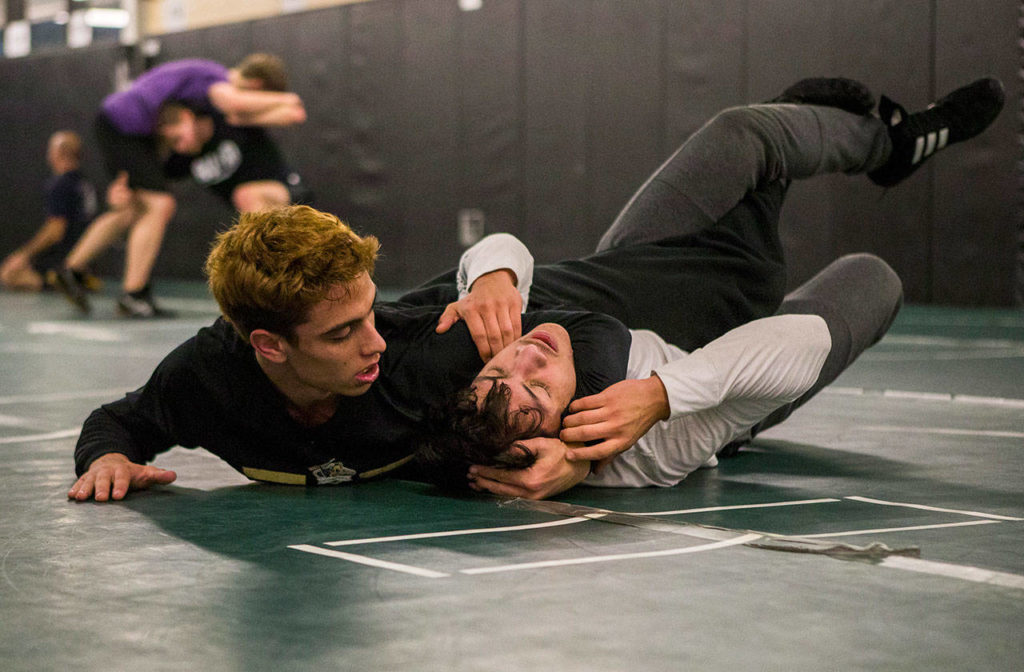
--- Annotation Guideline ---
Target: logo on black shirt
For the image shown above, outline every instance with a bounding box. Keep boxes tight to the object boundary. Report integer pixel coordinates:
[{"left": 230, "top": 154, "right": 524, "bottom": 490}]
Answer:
[
  {"left": 309, "top": 459, "right": 357, "bottom": 485},
  {"left": 190, "top": 140, "right": 242, "bottom": 185}
]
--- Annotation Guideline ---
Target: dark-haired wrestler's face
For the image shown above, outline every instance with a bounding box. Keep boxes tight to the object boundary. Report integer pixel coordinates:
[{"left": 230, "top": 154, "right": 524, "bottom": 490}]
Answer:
[
  {"left": 471, "top": 323, "right": 576, "bottom": 437},
  {"left": 159, "top": 109, "right": 211, "bottom": 155}
]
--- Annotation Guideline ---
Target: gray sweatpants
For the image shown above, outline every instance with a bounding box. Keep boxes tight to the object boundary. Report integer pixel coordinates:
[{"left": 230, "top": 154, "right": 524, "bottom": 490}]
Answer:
[
  {"left": 589, "top": 103, "right": 903, "bottom": 439},
  {"left": 597, "top": 103, "right": 892, "bottom": 249}
]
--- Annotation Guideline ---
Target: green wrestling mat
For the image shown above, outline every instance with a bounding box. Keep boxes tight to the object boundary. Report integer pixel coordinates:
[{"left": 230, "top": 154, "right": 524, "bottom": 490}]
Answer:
[{"left": 1, "top": 283, "right": 1021, "bottom": 671}]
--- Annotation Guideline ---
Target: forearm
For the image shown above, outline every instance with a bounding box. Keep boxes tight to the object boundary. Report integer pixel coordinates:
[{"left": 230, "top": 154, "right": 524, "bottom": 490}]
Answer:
[
  {"left": 579, "top": 316, "right": 829, "bottom": 488},
  {"left": 226, "top": 101, "right": 306, "bottom": 127},
  {"left": 17, "top": 217, "right": 66, "bottom": 258},
  {"left": 74, "top": 406, "right": 165, "bottom": 476},
  {"left": 654, "top": 314, "right": 831, "bottom": 420},
  {"left": 208, "top": 82, "right": 303, "bottom": 116}
]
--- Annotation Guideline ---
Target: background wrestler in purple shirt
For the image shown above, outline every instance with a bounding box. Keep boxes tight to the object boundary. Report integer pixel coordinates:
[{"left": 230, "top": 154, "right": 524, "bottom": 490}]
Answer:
[
  {"left": 55, "top": 55, "right": 306, "bottom": 318},
  {"left": 101, "top": 58, "right": 229, "bottom": 136}
]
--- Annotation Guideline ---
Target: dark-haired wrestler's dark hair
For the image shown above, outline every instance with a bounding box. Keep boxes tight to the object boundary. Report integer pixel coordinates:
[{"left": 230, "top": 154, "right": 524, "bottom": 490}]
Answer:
[{"left": 414, "top": 382, "right": 542, "bottom": 492}]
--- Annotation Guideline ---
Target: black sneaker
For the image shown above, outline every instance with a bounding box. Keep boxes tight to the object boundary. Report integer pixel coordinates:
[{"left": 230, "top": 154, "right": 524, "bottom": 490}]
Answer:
[
  {"left": 117, "top": 286, "right": 176, "bottom": 319},
  {"left": 77, "top": 270, "right": 103, "bottom": 293},
  {"left": 868, "top": 77, "right": 1005, "bottom": 187},
  {"left": 768, "top": 77, "right": 876, "bottom": 116},
  {"left": 52, "top": 267, "right": 91, "bottom": 313}
]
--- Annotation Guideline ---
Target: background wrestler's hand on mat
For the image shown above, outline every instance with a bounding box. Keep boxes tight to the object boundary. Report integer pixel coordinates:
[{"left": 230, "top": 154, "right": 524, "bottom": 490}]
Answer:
[
  {"left": 560, "top": 376, "right": 670, "bottom": 472},
  {"left": 436, "top": 268, "right": 522, "bottom": 361},
  {"left": 67, "top": 453, "right": 177, "bottom": 502},
  {"left": 467, "top": 437, "right": 589, "bottom": 499}
]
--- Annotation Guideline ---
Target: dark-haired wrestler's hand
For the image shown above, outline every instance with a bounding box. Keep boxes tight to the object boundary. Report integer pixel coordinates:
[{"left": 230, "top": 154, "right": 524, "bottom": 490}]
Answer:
[
  {"left": 560, "top": 376, "right": 670, "bottom": 473},
  {"left": 67, "top": 452, "right": 177, "bottom": 502},
  {"left": 436, "top": 269, "right": 522, "bottom": 362},
  {"left": 467, "top": 437, "right": 589, "bottom": 500}
]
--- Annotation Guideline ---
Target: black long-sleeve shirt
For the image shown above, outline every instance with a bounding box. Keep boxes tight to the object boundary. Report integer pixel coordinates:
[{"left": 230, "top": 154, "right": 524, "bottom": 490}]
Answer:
[{"left": 74, "top": 304, "right": 630, "bottom": 485}]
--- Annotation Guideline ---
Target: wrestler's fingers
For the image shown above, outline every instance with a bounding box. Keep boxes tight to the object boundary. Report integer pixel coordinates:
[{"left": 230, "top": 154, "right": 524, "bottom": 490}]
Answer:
[
  {"left": 468, "top": 473, "right": 527, "bottom": 498},
  {"left": 92, "top": 469, "right": 114, "bottom": 502},
  {"left": 110, "top": 464, "right": 133, "bottom": 500},
  {"left": 468, "top": 464, "right": 523, "bottom": 484},
  {"left": 493, "top": 312, "right": 516, "bottom": 352},
  {"left": 463, "top": 312, "right": 492, "bottom": 361},
  {"left": 482, "top": 314, "right": 506, "bottom": 360},
  {"left": 133, "top": 466, "right": 177, "bottom": 489},
  {"left": 508, "top": 307, "right": 522, "bottom": 342},
  {"left": 563, "top": 439, "right": 620, "bottom": 463},
  {"left": 566, "top": 392, "right": 608, "bottom": 414},
  {"left": 435, "top": 303, "right": 461, "bottom": 333},
  {"left": 559, "top": 421, "right": 614, "bottom": 445},
  {"left": 560, "top": 407, "right": 609, "bottom": 429},
  {"left": 68, "top": 474, "right": 94, "bottom": 501}
]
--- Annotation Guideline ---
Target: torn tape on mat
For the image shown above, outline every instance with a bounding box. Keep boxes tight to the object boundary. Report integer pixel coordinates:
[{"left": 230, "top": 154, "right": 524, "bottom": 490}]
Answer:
[{"left": 501, "top": 498, "right": 920, "bottom": 561}]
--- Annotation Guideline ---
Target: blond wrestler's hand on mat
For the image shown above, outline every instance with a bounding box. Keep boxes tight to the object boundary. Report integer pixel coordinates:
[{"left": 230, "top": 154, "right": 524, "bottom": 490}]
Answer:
[
  {"left": 468, "top": 437, "right": 589, "bottom": 500},
  {"left": 560, "top": 376, "right": 670, "bottom": 473},
  {"left": 67, "top": 453, "right": 177, "bottom": 502},
  {"left": 436, "top": 269, "right": 522, "bottom": 361}
]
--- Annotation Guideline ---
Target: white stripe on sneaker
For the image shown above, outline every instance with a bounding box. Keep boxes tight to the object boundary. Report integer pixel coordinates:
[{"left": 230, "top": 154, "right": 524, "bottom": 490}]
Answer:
[{"left": 912, "top": 136, "right": 925, "bottom": 164}]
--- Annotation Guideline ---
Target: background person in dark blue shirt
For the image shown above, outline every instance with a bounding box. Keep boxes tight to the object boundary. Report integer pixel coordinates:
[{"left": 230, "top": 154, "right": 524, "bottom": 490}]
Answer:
[{"left": 1, "top": 131, "right": 98, "bottom": 291}]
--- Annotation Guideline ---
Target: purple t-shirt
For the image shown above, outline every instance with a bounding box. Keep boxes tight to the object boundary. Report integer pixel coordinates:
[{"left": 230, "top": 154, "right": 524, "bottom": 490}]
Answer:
[{"left": 101, "top": 59, "right": 230, "bottom": 136}]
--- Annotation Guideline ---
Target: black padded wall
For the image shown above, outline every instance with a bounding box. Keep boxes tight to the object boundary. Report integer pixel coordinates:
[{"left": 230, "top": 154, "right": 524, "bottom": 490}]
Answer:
[
  {"left": 932, "top": 0, "right": 1019, "bottom": 305},
  {"left": 0, "top": 0, "right": 1018, "bottom": 303},
  {"left": 393, "top": 0, "right": 462, "bottom": 281}
]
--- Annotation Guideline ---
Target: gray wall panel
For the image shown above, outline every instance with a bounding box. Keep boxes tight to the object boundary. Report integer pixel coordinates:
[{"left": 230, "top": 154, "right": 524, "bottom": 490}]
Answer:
[
  {"left": 157, "top": 23, "right": 254, "bottom": 65},
  {"left": 584, "top": 0, "right": 664, "bottom": 257},
  {"left": 455, "top": 0, "right": 523, "bottom": 247},
  {"left": 0, "top": 57, "right": 63, "bottom": 258},
  {"left": 394, "top": 0, "right": 465, "bottom": 276},
  {"left": 344, "top": 0, "right": 407, "bottom": 286},
  {"left": 663, "top": 0, "right": 747, "bottom": 147},
  {"left": 522, "top": 0, "right": 591, "bottom": 260},
  {"left": 932, "top": 0, "right": 1019, "bottom": 304}
]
